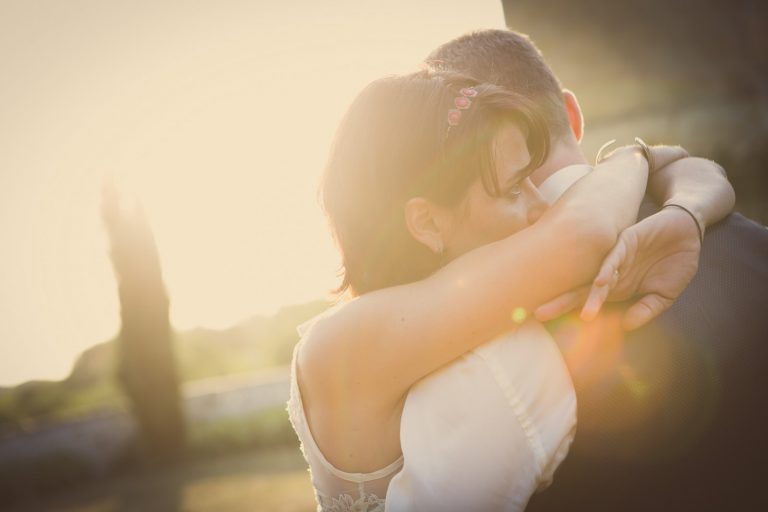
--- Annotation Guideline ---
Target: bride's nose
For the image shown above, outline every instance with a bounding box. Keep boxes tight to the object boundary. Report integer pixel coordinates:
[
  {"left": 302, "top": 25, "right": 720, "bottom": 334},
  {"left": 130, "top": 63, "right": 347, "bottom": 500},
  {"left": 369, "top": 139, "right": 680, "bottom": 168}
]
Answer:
[{"left": 523, "top": 179, "right": 548, "bottom": 225}]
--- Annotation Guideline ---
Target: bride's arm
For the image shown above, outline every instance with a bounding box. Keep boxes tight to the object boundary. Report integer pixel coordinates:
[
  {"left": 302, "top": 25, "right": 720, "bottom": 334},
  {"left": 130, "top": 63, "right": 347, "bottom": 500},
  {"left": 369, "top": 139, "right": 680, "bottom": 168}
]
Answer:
[
  {"left": 536, "top": 151, "right": 735, "bottom": 329},
  {"left": 580, "top": 156, "right": 735, "bottom": 327},
  {"left": 302, "top": 146, "right": 649, "bottom": 401}
]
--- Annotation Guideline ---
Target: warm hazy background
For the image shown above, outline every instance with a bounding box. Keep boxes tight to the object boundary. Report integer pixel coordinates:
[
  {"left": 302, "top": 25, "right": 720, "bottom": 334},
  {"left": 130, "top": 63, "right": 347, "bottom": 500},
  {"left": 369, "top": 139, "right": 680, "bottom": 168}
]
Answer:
[
  {"left": 0, "top": 0, "right": 506, "bottom": 386},
  {"left": 4, "top": 0, "right": 767, "bottom": 388},
  {"left": 2, "top": 1, "right": 767, "bottom": 510}
]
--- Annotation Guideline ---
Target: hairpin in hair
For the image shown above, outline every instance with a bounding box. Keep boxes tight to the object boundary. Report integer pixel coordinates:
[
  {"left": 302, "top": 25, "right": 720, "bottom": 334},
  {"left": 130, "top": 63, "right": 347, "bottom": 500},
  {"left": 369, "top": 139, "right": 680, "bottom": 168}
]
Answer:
[{"left": 446, "top": 87, "right": 478, "bottom": 135}]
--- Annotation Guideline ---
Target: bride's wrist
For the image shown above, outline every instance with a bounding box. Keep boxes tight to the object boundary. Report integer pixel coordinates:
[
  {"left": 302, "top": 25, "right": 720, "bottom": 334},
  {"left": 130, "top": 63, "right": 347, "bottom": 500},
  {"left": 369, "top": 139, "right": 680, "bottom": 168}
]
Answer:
[
  {"left": 595, "top": 139, "right": 652, "bottom": 175},
  {"left": 660, "top": 202, "right": 705, "bottom": 243},
  {"left": 602, "top": 146, "right": 649, "bottom": 177}
]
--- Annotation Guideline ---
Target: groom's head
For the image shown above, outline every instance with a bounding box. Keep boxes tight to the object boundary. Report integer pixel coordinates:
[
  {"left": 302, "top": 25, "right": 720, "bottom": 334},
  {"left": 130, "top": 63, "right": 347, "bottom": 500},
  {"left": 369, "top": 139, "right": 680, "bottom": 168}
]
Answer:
[{"left": 427, "top": 29, "right": 584, "bottom": 158}]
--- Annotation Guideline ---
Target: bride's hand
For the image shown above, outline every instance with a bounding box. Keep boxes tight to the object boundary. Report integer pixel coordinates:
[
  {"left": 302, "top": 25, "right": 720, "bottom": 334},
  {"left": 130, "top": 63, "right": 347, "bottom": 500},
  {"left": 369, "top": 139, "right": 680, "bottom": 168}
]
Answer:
[
  {"left": 535, "top": 206, "right": 701, "bottom": 330},
  {"left": 534, "top": 143, "right": 735, "bottom": 330}
]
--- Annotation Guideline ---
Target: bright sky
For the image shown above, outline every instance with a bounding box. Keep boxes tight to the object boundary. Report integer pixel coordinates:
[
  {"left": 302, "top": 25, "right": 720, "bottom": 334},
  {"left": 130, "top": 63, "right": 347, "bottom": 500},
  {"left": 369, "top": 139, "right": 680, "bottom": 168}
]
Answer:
[{"left": 0, "top": 0, "right": 504, "bottom": 386}]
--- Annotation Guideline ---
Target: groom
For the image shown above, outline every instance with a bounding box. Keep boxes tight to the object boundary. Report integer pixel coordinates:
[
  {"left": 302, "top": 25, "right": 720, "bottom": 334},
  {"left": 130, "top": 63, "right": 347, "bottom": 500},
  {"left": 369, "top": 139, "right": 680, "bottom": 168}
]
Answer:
[{"left": 416, "top": 29, "right": 768, "bottom": 511}]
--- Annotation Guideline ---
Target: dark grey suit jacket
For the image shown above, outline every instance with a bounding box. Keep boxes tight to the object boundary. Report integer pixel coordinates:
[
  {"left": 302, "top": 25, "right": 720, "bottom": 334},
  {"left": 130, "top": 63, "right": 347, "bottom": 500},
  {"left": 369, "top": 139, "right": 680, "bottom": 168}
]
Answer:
[{"left": 527, "top": 213, "right": 768, "bottom": 511}]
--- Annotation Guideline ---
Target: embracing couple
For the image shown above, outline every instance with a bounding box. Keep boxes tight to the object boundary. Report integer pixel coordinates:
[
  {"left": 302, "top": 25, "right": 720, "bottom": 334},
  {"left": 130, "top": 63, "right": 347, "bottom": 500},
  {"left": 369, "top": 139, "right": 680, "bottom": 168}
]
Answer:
[{"left": 287, "top": 29, "right": 768, "bottom": 512}]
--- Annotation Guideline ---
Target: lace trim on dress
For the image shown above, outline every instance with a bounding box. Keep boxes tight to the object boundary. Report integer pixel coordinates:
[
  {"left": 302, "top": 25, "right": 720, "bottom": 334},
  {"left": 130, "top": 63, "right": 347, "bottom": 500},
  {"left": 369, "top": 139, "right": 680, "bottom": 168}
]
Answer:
[{"left": 317, "top": 491, "right": 385, "bottom": 512}]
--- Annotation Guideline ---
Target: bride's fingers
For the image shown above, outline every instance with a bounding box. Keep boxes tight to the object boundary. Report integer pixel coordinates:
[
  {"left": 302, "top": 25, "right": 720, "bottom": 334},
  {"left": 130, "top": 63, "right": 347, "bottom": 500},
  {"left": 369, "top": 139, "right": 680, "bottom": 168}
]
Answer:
[
  {"left": 580, "top": 265, "right": 622, "bottom": 321},
  {"left": 580, "top": 229, "right": 634, "bottom": 320},
  {"left": 535, "top": 286, "right": 590, "bottom": 322},
  {"left": 592, "top": 239, "right": 627, "bottom": 287},
  {"left": 580, "top": 280, "right": 611, "bottom": 321}
]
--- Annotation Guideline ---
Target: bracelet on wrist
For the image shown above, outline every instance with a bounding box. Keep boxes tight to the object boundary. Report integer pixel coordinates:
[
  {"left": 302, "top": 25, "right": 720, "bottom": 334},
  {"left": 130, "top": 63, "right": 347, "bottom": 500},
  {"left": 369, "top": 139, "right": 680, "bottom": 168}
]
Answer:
[
  {"left": 633, "top": 137, "right": 655, "bottom": 174},
  {"left": 663, "top": 203, "right": 704, "bottom": 244},
  {"left": 595, "top": 137, "right": 655, "bottom": 173}
]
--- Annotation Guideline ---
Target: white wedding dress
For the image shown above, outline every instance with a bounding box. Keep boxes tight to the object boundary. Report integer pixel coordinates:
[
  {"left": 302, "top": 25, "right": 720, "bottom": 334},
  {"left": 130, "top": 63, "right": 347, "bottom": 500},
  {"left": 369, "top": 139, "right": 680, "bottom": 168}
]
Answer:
[
  {"left": 287, "top": 165, "right": 591, "bottom": 512},
  {"left": 288, "top": 316, "right": 576, "bottom": 512},
  {"left": 385, "top": 165, "right": 590, "bottom": 511},
  {"left": 385, "top": 319, "right": 576, "bottom": 512}
]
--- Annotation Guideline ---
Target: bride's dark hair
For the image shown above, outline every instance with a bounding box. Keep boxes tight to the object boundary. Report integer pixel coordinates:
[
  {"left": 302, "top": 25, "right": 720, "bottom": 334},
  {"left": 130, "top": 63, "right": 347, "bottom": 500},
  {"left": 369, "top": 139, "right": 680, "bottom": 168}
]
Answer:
[{"left": 321, "top": 70, "right": 550, "bottom": 296}]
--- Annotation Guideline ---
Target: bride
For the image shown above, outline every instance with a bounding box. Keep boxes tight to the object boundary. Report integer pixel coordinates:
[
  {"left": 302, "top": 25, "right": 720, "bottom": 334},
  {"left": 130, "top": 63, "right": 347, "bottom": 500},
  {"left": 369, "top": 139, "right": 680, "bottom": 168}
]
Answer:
[{"left": 287, "top": 70, "right": 732, "bottom": 511}]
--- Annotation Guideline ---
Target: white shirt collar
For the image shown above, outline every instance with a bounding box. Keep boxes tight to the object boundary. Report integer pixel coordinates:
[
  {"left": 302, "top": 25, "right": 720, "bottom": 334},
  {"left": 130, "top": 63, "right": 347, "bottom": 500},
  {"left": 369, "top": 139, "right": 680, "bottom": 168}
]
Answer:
[{"left": 538, "top": 164, "right": 593, "bottom": 204}]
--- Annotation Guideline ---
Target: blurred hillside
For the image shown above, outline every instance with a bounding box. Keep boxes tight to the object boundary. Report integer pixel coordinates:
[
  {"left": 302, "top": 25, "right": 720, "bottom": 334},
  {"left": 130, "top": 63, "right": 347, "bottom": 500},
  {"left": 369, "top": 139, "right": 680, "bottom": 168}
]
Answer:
[
  {"left": 0, "top": 299, "right": 331, "bottom": 434},
  {"left": 504, "top": 0, "right": 768, "bottom": 222}
]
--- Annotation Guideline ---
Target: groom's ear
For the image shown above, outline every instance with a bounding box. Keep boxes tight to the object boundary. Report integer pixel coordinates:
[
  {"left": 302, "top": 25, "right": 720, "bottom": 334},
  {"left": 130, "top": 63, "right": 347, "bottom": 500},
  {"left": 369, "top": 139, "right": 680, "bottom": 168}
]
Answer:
[
  {"left": 404, "top": 197, "right": 450, "bottom": 255},
  {"left": 562, "top": 89, "right": 584, "bottom": 143}
]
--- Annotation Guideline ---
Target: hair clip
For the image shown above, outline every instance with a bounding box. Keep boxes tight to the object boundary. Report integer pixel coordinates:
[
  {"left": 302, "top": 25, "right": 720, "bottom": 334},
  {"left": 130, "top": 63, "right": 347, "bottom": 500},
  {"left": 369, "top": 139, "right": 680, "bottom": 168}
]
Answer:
[{"left": 446, "top": 87, "right": 478, "bottom": 134}]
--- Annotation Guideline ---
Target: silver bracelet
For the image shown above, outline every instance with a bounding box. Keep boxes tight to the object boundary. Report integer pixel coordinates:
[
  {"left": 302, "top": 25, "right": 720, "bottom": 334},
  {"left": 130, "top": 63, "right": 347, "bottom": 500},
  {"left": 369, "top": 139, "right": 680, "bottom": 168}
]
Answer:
[
  {"left": 594, "top": 139, "right": 616, "bottom": 166},
  {"left": 663, "top": 203, "right": 704, "bottom": 244},
  {"left": 633, "top": 137, "right": 655, "bottom": 174},
  {"left": 595, "top": 137, "right": 655, "bottom": 173}
]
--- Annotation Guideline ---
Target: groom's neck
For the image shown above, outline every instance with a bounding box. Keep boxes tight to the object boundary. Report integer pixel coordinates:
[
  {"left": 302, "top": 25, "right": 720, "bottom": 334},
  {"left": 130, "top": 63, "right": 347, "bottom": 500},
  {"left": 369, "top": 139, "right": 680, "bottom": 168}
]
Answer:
[{"left": 530, "top": 136, "right": 589, "bottom": 186}]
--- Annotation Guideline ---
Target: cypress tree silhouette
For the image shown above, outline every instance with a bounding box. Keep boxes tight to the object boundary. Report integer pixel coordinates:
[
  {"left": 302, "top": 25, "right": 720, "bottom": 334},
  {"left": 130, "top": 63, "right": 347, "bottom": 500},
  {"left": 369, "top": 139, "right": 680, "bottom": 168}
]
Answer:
[{"left": 100, "top": 176, "right": 186, "bottom": 465}]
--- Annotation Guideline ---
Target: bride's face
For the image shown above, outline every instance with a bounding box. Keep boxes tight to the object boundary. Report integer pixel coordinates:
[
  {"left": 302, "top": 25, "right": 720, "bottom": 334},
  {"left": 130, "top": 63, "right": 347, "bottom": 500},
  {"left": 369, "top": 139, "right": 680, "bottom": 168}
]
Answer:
[{"left": 444, "top": 122, "right": 548, "bottom": 260}]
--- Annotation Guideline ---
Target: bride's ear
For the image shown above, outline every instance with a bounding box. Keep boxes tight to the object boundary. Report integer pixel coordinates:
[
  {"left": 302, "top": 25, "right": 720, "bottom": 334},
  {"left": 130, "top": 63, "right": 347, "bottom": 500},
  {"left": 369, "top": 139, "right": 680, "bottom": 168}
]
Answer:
[{"left": 404, "top": 197, "right": 450, "bottom": 255}]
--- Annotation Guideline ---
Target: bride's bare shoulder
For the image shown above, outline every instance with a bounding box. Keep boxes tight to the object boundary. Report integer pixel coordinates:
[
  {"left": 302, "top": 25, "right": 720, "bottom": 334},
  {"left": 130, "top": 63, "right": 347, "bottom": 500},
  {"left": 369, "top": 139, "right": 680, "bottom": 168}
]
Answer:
[
  {"left": 297, "top": 298, "right": 370, "bottom": 379},
  {"left": 296, "top": 293, "right": 400, "bottom": 403}
]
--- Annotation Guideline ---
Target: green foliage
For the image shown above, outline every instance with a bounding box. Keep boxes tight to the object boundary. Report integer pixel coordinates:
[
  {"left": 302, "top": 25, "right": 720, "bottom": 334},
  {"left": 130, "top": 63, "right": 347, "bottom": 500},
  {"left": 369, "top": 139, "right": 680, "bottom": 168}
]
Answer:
[
  {"left": 57, "top": 379, "right": 126, "bottom": 419},
  {"left": 0, "top": 299, "right": 331, "bottom": 430},
  {"left": 0, "top": 377, "right": 126, "bottom": 431},
  {"left": 0, "top": 381, "right": 72, "bottom": 429},
  {"left": 187, "top": 407, "right": 298, "bottom": 459},
  {"left": 175, "top": 299, "right": 331, "bottom": 380}
]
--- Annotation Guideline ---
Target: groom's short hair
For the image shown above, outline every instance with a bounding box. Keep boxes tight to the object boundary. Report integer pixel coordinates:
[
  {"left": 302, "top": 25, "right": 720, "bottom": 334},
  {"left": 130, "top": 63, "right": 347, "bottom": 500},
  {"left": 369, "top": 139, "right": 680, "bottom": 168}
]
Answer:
[{"left": 427, "top": 29, "right": 571, "bottom": 139}]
